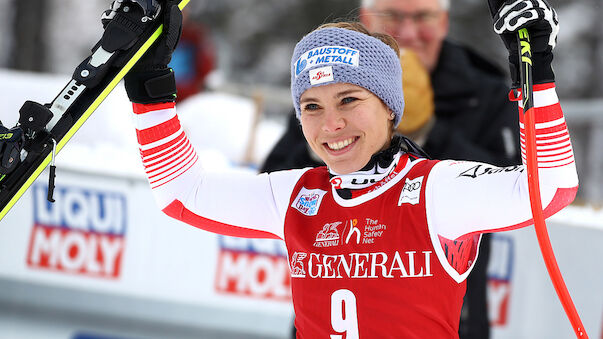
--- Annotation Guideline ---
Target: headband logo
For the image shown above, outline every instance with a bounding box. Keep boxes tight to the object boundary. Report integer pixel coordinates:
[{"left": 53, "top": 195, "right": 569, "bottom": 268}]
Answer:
[
  {"left": 309, "top": 66, "right": 334, "bottom": 85},
  {"left": 295, "top": 58, "right": 308, "bottom": 77},
  {"left": 295, "top": 45, "right": 360, "bottom": 78}
]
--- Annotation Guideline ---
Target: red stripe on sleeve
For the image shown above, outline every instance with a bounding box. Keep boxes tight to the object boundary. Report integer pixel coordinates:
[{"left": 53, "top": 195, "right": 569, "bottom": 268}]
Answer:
[
  {"left": 508, "top": 83, "right": 555, "bottom": 102},
  {"left": 533, "top": 83, "right": 555, "bottom": 91},
  {"left": 534, "top": 126, "right": 569, "bottom": 138},
  {"left": 519, "top": 103, "right": 564, "bottom": 125},
  {"left": 149, "top": 155, "right": 197, "bottom": 185},
  {"left": 469, "top": 186, "right": 578, "bottom": 236},
  {"left": 163, "top": 200, "right": 282, "bottom": 240},
  {"left": 520, "top": 134, "right": 570, "bottom": 147},
  {"left": 535, "top": 154, "right": 574, "bottom": 164},
  {"left": 151, "top": 157, "right": 199, "bottom": 189},
  {"left": 136, "top": 116, "right": 181, "bottom": 145},
  {"left": 132, "top": 102, "right": 176, "bottom": 114},
  {"left": 140, "top": 132, "right": 186, "bottom": 157},
  {"left": 534, "top": 103, "right": 564, "bottom": 123},
  {"left": 147, "top": 145, "right": 195, "bottom": 180},
  {"left": 142, "top": 137, "right": 188, "bottom": 165}
]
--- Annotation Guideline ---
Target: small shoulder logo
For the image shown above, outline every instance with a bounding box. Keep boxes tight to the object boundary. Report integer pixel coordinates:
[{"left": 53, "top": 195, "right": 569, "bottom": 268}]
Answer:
[
  {"left": 290, "top": 252, "right": 307, "bottom": 278},
  {"left": 398, "top": 176, "right": 424, "bottom": 206},
  {"left": 292, "top": 187, "right": 327, "bottom": 216}
]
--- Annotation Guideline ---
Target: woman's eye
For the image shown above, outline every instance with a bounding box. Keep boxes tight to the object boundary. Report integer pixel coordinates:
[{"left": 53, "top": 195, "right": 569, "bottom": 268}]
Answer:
[
  {"left": 303, "top": 103, "right": 320, "bottom": 111},
  {"left": 341, "top": 97, "right": 358, "bottom": 105}
]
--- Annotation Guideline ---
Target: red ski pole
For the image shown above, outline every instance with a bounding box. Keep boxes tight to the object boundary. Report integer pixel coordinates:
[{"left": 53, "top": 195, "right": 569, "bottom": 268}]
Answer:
[{"left": 517, "top": 27, "right": 588, "bottom": 338}]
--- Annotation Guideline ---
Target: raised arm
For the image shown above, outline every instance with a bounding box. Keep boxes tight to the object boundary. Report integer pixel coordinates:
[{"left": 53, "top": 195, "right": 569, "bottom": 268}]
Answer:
[
  {"left": 426, "top": 82, "right": 577, "bottom": 241},
  {"left": 131, "top": 102, "right": 307, "bottom": 240},
  {"left": 118, "top": 1, "right": 306, "bottom": 240},
  {"left": 427, "top": 0, "right": 576, "bottom": 241}
]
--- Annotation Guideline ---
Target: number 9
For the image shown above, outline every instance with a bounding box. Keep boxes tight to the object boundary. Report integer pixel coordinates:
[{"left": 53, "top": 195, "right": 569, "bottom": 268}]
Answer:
[{"left": 330, "top": 289, "right": 359, "bottom": 339}]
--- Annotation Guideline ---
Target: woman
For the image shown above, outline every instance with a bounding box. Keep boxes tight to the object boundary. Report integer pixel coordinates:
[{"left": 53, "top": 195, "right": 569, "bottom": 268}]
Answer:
[{"left": 119, "top": 0, "right": 576, "bottom": 337}]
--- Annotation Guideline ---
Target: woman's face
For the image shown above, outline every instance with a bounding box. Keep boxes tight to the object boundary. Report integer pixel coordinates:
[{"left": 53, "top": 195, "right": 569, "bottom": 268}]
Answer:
[{"left": 300, "top": 83, "right": 394, "bottom": 174}]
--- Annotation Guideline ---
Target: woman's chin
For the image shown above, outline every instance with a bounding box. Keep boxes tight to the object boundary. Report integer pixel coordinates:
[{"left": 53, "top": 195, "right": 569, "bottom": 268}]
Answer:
[{"left": 325, "top": 158, "right": 367, "bottom": 175}]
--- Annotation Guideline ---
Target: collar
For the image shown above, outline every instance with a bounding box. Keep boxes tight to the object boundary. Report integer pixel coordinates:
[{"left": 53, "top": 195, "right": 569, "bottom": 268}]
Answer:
[
  {"left": 328, "top": 135, "right": 404, "bottom": 189},
  {"left": 329, "top": 151, "right": 403, "bottom": 190},
  {"left": 326, "top": 135, "right": 429, "bottom": 200}
]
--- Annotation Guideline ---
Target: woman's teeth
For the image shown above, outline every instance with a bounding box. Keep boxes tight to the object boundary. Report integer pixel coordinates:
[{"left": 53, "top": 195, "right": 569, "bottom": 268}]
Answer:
[{"left": 327, "top": 137, "right": 355, "bottom": 151}]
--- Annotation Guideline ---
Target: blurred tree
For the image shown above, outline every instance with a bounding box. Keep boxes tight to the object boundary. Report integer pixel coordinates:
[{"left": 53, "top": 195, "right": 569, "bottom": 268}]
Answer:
[
  {"left": 193, "top": 0, "right": 358, "bottom": 86},
  {"left": 10, "top": 0, "right": 47, "bottom": 72},
  {"left": 4, "top": 0, "right": 602, "bottom": 99},
  {"left": 588, "top": 0, "right": 603, "bottom": 97},
  {"left": 187, "top": 0, "right": 603, "bottom": 99}
]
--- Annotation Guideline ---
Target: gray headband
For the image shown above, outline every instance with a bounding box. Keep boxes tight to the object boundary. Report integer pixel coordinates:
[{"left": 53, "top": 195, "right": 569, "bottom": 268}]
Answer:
[{"left": 290, "top": 27, "right": 404, "bottom": 126}]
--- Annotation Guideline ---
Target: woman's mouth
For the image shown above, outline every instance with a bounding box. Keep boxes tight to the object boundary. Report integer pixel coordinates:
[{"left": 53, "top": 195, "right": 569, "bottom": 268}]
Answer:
[{"left": 325, "top": 137, "right": 358, "bottom": 151}]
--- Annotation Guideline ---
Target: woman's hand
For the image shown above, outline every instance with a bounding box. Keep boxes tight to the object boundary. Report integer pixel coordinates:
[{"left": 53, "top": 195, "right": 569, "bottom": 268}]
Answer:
[{"left": 488, "top": 0, "right": 559, "bottom": 88}]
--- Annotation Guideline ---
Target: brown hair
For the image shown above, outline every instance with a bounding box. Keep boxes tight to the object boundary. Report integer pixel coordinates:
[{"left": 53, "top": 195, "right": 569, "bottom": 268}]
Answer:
[{"left": 315, "top": 21, "right": 401, "bottom": 59}]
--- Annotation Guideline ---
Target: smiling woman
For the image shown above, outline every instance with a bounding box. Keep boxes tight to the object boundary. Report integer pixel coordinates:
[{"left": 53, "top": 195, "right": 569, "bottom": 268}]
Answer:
[
  {"left": 293, "top": 23, "right": 402, "bottom": 174},
  {"left": 300, "top": 83, "right": 394, "bottom": 174},
  {"left": 121, "top": 2, "right": 578, "bottom": 338}
]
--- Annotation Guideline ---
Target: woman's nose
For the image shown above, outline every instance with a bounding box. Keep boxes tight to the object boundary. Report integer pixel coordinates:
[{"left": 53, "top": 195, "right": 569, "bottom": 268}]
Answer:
[{"left": 322, "top": 108, "right": 345, "bottom": 132}]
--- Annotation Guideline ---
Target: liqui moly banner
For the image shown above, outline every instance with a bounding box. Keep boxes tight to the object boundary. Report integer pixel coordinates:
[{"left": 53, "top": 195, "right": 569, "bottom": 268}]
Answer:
[
  {"left": 215, "top": 235, "right": 291, "bottom": 301},
  {"left": 27, "top": 184, "right": 126, "bottom": 279}
]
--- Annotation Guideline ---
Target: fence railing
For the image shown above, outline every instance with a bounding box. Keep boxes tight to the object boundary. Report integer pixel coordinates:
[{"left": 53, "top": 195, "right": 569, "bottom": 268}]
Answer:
[{"left": 563, "top": 99, "right": 603, "bottom": 204}]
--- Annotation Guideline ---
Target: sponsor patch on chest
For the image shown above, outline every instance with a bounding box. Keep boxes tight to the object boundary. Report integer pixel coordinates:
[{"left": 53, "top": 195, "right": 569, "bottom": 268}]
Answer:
[
  {"left": 292, "top": 187, "right": 327, "bottom": 216},
  {"left": 288, "top": 250, "right": 434, "bottom": 279},
  {"left": 398, "top": 176, "right": 424, "bottom": 206},
  {"left": 313, "top": 221, "right": 341, "bottom": 247}
]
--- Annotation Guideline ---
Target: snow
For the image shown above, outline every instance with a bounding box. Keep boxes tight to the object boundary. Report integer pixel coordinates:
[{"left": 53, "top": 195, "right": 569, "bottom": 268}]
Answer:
[{"left": 549, "top": 205, "right": 603, "bottom": 231}]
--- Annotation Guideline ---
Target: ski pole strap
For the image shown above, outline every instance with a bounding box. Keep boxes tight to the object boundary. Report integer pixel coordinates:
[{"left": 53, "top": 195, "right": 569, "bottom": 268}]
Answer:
[
  {"left": 47, "top": 138, "right": 57, "bottom": 203},
  {"left": 124, "top": 68, "right": 177, "bottom": 104}
]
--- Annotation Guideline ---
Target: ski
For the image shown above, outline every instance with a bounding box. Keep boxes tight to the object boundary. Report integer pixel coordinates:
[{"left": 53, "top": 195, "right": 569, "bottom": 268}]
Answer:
[{"left": 0, "top": 0, "right": 190, "bottom": 221}]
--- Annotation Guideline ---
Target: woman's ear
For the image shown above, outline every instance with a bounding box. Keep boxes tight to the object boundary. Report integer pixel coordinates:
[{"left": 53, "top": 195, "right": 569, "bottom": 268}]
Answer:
[{"left": 389, "top": 109, "right": 395, "bottom": 121}]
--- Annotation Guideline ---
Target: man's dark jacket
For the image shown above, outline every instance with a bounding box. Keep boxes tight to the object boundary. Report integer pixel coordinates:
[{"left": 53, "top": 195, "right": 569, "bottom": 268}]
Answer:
[
  {"left": 261, "top": 40, "right": 522, "bottom": 339},
  {"left": 426, "top": 40, "right": 520, "bottom": 165}
]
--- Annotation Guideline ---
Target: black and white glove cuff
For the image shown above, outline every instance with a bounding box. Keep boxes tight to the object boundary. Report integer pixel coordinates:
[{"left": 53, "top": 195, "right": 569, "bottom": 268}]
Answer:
[
  {"left": 124, "top": 68, "right": 177, "bottom": 104},
  {"left": 493, "top": 0, "right": 559, "bottom": 51}
]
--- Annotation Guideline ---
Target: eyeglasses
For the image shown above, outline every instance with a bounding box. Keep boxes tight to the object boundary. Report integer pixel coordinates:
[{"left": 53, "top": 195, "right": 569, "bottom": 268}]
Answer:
[{"left": 370, "top": 9, "right": 443, "bottom": 28}]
